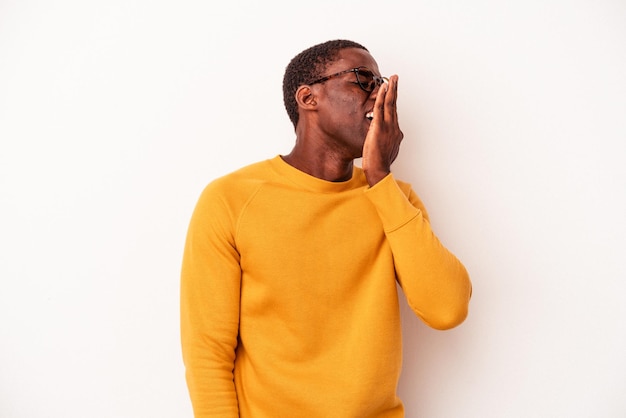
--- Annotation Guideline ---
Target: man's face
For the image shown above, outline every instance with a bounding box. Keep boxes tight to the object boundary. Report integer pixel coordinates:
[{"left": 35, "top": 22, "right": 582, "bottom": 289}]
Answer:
[{"left": 312, "top": 48, "right": 384, "bottom": 158}]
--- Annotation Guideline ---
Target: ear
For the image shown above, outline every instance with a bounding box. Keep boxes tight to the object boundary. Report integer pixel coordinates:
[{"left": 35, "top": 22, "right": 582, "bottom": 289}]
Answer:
[{"left": 295, "top": 85, "right": 317, "bottom": 111}]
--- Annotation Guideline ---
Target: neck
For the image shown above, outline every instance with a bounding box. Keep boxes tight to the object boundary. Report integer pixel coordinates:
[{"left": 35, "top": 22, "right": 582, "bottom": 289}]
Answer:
[{"left": 282, "top": 135, "right": 354, "bottom": 183}]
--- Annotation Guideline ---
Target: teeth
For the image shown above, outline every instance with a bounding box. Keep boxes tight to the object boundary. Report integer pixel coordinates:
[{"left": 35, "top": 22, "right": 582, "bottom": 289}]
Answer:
[{"left": 366, "top": 112, "right": 374, "bottom": 120}]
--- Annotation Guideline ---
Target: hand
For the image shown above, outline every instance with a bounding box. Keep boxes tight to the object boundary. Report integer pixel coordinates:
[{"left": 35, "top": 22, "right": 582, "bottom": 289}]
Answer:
[{"left": 362, "top": 75, "right": 404, "bottom": 186}]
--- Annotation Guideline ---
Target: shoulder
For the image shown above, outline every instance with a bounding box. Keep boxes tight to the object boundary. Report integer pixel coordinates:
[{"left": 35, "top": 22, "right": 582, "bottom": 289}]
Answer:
[
  {"left": 208, "top": 158, "right": 275, "bottom": 190},
  {"left": 392, "top": 176, "right": 431, "bottom": 222},
  {"left": 197, "top": 158, "right": 277, "bottom": 211},
  {"left": 393, "top": 177, "right": 413, "bottom": 196}
]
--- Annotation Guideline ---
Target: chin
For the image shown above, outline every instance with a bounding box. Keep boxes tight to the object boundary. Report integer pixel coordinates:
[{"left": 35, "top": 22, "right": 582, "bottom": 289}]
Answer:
[{"left": 351, "top": 152, "right": 364, "bottom": 162}]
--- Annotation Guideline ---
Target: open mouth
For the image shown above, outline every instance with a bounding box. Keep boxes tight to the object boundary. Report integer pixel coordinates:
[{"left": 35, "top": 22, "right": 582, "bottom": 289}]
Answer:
[{"left": 365, "top": 111, "right": 374, "bottom": 121}]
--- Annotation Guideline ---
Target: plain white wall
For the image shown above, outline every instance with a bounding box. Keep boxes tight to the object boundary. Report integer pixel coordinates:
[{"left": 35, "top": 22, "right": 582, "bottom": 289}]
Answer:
[{"left": 1, "top": 0, "right": 625, "bottom": 417}]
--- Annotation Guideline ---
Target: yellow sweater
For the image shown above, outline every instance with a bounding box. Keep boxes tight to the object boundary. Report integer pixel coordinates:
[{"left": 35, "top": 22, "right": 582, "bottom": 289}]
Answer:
[{"left": 181, "top": 156, "right": 471, "bottom": 417}]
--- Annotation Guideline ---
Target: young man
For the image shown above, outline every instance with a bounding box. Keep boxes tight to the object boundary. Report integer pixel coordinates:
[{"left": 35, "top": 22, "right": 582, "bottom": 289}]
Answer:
[{"left": 181, "top": 39, "right": 472, "bottom": 417}]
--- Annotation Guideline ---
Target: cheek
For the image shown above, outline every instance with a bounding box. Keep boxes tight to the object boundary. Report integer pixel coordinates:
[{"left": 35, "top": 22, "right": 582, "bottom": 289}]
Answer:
[
  {"left": 341, "top": 101, "right": 363, "bottom": 122},
  {"left": 328, "top": 93, "right": 360, "bottom": 115}
]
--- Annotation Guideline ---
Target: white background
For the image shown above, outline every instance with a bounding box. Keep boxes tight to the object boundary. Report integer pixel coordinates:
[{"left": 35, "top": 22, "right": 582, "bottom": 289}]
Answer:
[{"left": 1, "top": 1, "right": 625, "bottom": 417}]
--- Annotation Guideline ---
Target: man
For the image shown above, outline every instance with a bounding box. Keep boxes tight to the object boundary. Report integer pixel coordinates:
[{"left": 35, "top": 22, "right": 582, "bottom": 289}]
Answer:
[{"left": 181, "top": 39, "right": 472, "bottom": 417}]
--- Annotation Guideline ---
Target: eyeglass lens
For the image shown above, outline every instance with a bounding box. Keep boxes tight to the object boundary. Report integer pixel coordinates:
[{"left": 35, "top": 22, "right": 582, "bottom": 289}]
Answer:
[{"left": 355, "top": 69, "right": 383, "bottom": 92}]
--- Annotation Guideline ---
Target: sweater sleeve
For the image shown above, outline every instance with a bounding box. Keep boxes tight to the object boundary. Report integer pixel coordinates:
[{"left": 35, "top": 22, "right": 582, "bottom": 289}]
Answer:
[
  {"left": 180, "top": 183, "right": 241, "bottom": 417},
  {"left": 364, "top": 174, "right": 472, "bottom": 330}
]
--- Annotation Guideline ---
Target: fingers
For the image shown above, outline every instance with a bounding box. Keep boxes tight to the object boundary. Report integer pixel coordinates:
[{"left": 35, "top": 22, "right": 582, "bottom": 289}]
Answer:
[
  {"left": 384, "top": 75, "right": 398, "bottom": 124},
  {"left": 373, "top": 79, "right": 387, "bottom": 122},
  {"left": 362, "top": 75, "right": 402, "bottom": 185},
  {"left": 373, "top": 75, "right": 398, "bottom": 123}
]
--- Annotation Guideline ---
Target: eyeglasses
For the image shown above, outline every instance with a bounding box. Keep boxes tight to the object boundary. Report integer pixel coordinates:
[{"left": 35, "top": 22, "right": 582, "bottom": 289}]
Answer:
[{"left": 307, "top": 67, "right": 388, "bottom": 93}]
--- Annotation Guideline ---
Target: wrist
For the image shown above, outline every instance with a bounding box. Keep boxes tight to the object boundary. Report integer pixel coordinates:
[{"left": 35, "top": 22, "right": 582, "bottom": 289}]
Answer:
[{"left": 364, "top": 168, "right": 390, "bottom": 187}]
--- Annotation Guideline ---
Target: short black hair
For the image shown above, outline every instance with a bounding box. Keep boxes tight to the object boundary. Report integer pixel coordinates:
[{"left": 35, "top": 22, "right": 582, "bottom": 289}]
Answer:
[{"left": 282, "top": 39, "right": 368, "bottom": 129}]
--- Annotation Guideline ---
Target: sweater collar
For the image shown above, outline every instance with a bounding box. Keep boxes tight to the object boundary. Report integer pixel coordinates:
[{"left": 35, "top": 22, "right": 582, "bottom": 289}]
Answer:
[{"left": 269, "top": 155, "right": 367, "bottom": 193}]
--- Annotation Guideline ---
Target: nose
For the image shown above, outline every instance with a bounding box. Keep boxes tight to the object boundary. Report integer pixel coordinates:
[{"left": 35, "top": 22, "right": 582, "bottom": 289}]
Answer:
[{"left": 370, "top": 78, "right": 387, "bottom": 96}]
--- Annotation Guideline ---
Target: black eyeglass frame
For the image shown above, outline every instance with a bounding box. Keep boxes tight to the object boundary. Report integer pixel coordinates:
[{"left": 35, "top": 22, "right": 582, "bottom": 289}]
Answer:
[{"left": 307, "top": 66, "right": 388, "bottom": 93}]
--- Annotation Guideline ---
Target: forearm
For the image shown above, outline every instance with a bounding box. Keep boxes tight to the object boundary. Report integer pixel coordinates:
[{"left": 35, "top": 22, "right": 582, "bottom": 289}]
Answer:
[
  {"left": 365, "top": 174, "right": 472, "bottom": 329},
  {"left": 386, "top": 210, "right": 471, "bottom": 329},
  {"left": 181, "top": 297, "right": 240, "bottom": 417},
  {"left": 180, "top": 188, "right": 242, "bottom": 417}
]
